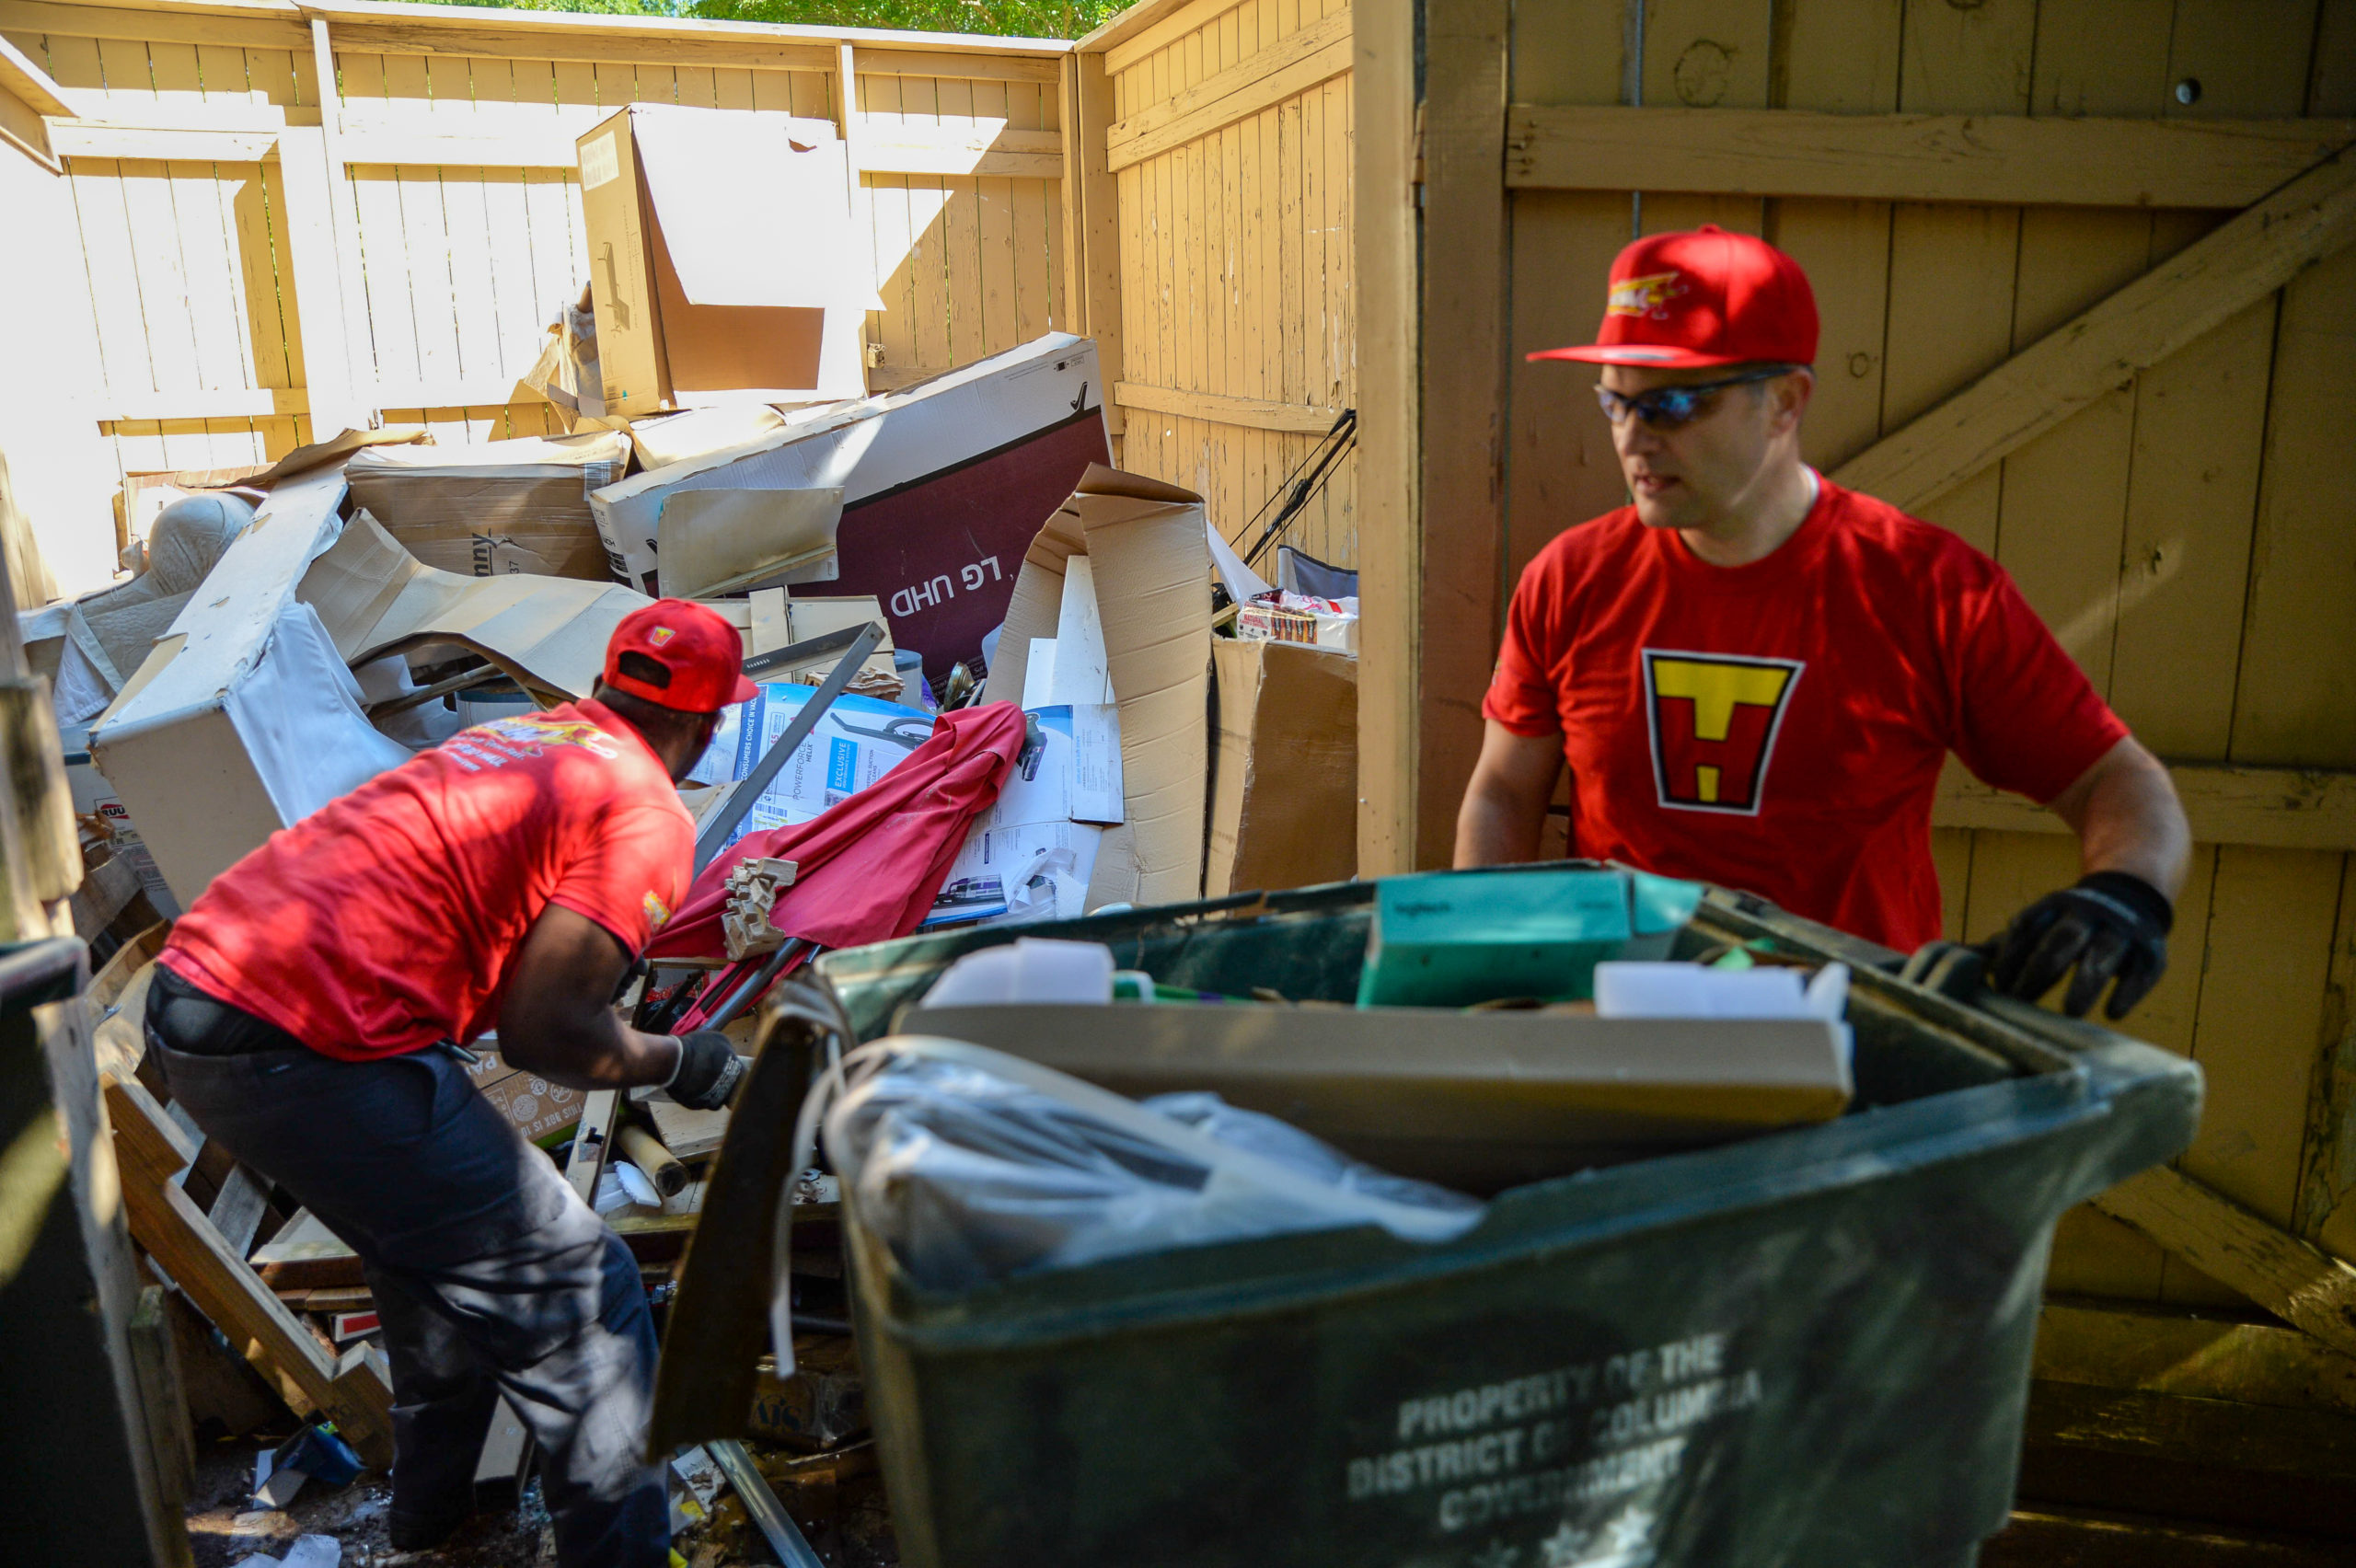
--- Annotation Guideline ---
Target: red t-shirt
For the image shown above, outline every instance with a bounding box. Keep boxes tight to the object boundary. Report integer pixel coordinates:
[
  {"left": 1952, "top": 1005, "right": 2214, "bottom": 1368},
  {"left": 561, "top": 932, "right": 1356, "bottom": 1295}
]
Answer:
[
  {"left": 161, "top": 698, "right": 694, "bottom": 1061},
  {"left": 1482, "top": 478, "right": 2128, "bottom": 951}
]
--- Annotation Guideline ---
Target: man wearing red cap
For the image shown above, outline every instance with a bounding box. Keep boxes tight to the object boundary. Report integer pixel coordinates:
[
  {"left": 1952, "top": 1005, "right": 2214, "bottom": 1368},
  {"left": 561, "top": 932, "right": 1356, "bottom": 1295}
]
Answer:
[
  {"left": 1460, "top": 225, "right": 2190, "bottom": 1020},
  {"left": 144, "top": 599, "right": 758, "bottom": 1568}
]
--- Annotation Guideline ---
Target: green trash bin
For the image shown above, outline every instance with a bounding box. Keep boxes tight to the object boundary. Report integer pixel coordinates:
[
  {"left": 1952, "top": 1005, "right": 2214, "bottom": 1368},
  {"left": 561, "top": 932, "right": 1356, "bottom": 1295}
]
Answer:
[{"left": 791, "top": 870, "right": 2198, "bottom": 1568}]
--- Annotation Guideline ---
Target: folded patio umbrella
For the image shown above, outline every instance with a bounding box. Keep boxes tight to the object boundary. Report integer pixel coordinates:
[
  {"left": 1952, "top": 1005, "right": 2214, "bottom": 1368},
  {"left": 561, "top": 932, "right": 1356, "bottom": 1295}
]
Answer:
[{"left": 647, "top": 702, "right": 1026, "bottom": 1019}]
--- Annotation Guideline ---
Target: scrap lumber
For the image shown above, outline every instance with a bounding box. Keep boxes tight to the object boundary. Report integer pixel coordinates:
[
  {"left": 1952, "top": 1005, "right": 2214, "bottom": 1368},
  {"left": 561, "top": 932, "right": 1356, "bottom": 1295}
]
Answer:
[
  {"left": 125, "top": 1284, "right": 194, "bottom": 1513},
  {"left": 2093, "top": 1165, "right": 2356, "bottom": 1361},
  {"left": 646, "top": 1098, "right": 731, "bottom": 1160},
  {"left": 103, "top": 1079, "right": 395, "bottom": 1468},
  {"left": 567, "top": 1089, "right": 620, "bottom": 1203},
  {"left": 254, "top": 1209, "right": 702, "bottom": 1290}
]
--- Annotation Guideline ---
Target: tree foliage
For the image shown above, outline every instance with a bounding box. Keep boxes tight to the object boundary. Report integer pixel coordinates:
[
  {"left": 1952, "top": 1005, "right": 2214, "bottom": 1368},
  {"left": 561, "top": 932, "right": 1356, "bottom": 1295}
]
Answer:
[{"left": 403, "top": 0, "right": 1126, "bottom": 38}]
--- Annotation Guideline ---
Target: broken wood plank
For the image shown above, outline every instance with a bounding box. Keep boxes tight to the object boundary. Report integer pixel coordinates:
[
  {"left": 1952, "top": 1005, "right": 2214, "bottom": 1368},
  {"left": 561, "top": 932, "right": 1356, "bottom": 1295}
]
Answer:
[
  {"left": 567, "top": 1090, "right": 619, "bottom": 1205},
  {"left": 645, "top": 1098, "right": 730, "bottom": 1160},
  {"left": 104, "top": 1080, "right": 395, "bottom": 1468},
  {"left": 126, "top": 1284, "right": 194, "bottom": 1513},
  {"left": 2093, "top": 1165, "right": 2356, "bottom": 1361},
  {"left": 206, "top": 1164, "right": 271, "bottom": 1260}
]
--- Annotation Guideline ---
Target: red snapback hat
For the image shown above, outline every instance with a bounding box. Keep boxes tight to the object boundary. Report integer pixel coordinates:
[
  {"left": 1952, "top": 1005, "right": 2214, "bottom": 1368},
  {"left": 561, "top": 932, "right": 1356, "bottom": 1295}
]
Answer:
[
  {"left": 603, "top": 598, "right": 757, "bottom": 713},
  {"left": 1529, "top": 224, "right": 1819, "bottom": 369}
]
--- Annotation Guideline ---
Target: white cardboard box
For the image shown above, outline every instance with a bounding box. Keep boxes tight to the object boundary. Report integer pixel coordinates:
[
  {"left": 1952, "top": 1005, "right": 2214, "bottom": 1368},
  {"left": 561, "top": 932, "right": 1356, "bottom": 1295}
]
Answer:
[{"left": 87, "top": 471, "right": 413, "bottom": 904}]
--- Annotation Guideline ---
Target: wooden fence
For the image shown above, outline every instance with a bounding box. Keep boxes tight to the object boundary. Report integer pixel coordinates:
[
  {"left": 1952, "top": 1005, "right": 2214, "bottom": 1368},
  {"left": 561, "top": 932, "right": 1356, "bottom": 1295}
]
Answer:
[
  {"left": 0, "top": 0, "right": 1073, "bottom": 590},
  {"left": 1065, "top": 0, "right": 1357, "bottom": 571}
]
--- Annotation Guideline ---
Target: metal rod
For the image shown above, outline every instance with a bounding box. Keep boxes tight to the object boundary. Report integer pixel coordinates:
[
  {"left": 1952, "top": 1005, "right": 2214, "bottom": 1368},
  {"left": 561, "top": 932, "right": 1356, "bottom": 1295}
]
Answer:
[
  {"left": 740, "top": 622, "right": 875, "bottom": 683},
  {"left": 366, "top": 659, "right": 502, "bottom": 717},
  {"left": 708, "top": 1439, "right": 826, "bottom": 1568},
  {"left": 705, "top": 939, "right": 812, "bottom": 1032},
  {"left": 693, "top": 622, "right": 885, "bottom": 873}
]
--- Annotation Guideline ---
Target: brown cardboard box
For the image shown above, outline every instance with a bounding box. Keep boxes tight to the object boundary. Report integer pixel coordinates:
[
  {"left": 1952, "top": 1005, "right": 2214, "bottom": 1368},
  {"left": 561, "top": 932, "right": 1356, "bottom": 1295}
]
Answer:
[
  {"left": 982, "top": 466, "right": 1212, "bottom": 908},
  {"left": 1207, "top": 639, "right": 1357, "bottom": 896},
  {"left": 464, "top": 1046, "right": 586, "bottom": 1148},
  {"left": 347, "top": 431, "right": 629, "bottom": 583},
  {"left": 575, "top": 104, "right": 870, "bottom": 415},
  {"left": 898, "top": 1003, "right": 1854, "bottom": 1193}
]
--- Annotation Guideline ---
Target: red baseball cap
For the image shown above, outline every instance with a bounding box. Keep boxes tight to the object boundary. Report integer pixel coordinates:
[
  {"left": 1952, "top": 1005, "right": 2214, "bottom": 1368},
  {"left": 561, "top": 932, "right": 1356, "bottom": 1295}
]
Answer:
[
  {"left": 602, "top": 598, "right": 757, "bottom": 713},
  {"left": 1529, "top": 225, "right": 1819, "bottom": 370}
]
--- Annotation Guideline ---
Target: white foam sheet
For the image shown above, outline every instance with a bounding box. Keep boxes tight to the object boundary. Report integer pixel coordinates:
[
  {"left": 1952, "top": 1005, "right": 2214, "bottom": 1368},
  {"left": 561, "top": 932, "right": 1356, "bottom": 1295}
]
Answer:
[{"left": 226, "top": 601, "right": 414, "bottom": 827}]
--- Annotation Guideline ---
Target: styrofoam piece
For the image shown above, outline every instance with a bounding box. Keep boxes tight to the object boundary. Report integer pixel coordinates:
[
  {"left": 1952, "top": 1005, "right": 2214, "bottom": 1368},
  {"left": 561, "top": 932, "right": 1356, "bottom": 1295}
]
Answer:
[
  {"left": 1593, "top": 963, "right": 1813, "bottom": 1020},
  {"left": 919, "top": 938, "right": 1116, "bottom": 1008}
]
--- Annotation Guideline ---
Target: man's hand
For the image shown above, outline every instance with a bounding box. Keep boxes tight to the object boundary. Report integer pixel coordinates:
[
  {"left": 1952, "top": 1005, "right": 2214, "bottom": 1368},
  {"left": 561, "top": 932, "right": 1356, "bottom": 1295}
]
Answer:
[
  {"left": 498, "top": 905, "right": 685, "bottom": 1091},
  {"left": 665, "top": 1029, "right": 746, "bottom": 1111},
  {"left": 1985, "top": 870, "right": 2171, "bottom": 1020}
]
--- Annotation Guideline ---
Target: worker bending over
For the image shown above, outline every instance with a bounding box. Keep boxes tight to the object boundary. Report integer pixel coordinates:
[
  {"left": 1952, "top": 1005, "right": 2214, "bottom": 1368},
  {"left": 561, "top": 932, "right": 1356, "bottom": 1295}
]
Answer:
[
  {"left": 1458, "top": 226, "right": 2189, "bottom": 1020},
  {"left": 145, "top": 601, "right": 756, "bottom": 1568}
]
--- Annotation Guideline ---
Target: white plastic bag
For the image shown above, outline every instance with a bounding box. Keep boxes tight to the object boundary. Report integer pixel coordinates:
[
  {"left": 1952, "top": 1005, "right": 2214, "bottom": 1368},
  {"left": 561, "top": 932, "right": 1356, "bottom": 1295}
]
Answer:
[{"left": 804, "top": 1036, "right": 1483, "bottom": 1306}]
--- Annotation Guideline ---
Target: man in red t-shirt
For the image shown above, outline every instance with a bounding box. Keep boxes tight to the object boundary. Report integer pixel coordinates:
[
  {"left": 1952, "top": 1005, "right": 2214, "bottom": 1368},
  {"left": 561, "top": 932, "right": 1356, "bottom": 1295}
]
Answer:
[
  {"left": 144, "top": 600, "right": 756, "bottom": 1568},
  {"left": 1459, "top": 225, "right": 2190, "bottom": 1020}
]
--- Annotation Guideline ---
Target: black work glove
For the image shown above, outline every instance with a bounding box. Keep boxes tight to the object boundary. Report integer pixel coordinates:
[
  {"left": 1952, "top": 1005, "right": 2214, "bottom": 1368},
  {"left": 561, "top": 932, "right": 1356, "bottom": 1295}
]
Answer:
[
  {"left": 1984, "top": 870, "right": 2171, "bottom": 1020},
  {"left": 666, "top": 1029, "right": 747, "bottom": 1111}
]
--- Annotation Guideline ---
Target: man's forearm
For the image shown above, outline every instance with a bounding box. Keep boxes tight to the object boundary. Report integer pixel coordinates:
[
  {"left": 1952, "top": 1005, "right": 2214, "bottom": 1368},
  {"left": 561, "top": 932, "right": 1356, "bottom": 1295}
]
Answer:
[
  {"left": 1455, "top": 782, "right": 1548, "bottom": 867},
  {"left": 502, "top": 1015, "right": 682, "bottom": 1092},
  {"left": 2062, "top": 741, "right": 2190, "bottom": 901}
]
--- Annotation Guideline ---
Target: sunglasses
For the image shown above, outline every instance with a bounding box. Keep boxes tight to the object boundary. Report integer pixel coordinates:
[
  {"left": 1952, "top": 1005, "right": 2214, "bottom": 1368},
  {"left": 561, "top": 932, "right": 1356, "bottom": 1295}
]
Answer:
[{"left": 1594, "top": 364, "right": 1802, "bottom": 429}]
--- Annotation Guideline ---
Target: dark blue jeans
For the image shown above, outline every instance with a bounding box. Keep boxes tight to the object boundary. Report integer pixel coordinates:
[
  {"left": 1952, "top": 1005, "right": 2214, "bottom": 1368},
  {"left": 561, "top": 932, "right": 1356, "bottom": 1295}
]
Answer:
[{"left": 147, "top": 972, "right": 666, "bottom": 1568}]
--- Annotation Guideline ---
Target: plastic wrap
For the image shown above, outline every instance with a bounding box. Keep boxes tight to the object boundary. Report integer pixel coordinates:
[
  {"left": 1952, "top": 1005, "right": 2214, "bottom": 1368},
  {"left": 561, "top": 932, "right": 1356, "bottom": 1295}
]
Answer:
[{"left": 817, "top": 1038, "right": 1483, "bottom": 1295}]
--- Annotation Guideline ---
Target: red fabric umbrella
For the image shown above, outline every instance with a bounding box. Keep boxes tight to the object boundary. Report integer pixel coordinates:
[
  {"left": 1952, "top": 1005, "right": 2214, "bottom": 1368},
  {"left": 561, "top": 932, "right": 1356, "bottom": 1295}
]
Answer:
[{"left": 650, "top": 700, "right": 1026, "bottom": 968}]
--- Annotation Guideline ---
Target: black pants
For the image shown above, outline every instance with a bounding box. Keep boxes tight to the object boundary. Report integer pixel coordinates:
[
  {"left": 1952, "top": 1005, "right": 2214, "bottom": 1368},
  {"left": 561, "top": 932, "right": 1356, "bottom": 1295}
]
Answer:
[{"left": 146, "top": 968, "right": 667, "bottom": 1568}]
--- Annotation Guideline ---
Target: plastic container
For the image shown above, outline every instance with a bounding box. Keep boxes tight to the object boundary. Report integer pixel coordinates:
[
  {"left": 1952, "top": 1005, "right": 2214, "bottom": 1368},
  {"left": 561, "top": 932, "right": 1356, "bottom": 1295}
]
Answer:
[{"left": 807, "top": 868, "right": 2200, "bottom": 1568}]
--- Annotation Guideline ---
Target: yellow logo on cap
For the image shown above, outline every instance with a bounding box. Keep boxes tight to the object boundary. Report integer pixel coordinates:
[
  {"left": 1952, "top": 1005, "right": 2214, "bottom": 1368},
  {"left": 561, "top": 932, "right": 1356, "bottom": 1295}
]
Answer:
[
  {"left": 649, "top": 627, "right": 676, "bottom": 646},
  {"left": 1608, "top": 271, "right": 1684, "bottom": 320}
]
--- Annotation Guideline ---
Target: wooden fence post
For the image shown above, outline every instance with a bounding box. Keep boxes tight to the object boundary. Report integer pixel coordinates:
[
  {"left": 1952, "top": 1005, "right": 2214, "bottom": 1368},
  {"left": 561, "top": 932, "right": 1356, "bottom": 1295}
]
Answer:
[
  {"left": 1062, "top": 49, "right": 1124, "bottom": 444},
  {"left": 1354, "top": 0, "right": 1419, "bottom": 876},
  {"left": 306, "top": 17, "right": 375, "bottom": 430}
]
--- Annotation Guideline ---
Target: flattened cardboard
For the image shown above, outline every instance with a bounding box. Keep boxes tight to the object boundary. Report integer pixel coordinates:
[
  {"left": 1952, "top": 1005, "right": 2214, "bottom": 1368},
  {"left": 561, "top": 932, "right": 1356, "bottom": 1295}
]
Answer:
[
  {"left": 1207, "top": 638, "right": 1356, "bottom": 896},
  {"left": 982, "top": 465, "right": 1210, "bottom": 909},
  {"left": 899, "top": 1003, "right": 1854, "bottom": 1193},
  {"left": 297, "top": 511, "right": 652, "bottom": 699},
  {"left": 347, "top": 430, "right": 629, "bottom": 583},
  {"left": 655, "top": 487, "right": 844, "bottom": 597},
  {"left": 577, "top": 105, "right": 869, "bottom": 414},
  {"left": 587, "top": 335, "right": 1106, "bottom": 670}
]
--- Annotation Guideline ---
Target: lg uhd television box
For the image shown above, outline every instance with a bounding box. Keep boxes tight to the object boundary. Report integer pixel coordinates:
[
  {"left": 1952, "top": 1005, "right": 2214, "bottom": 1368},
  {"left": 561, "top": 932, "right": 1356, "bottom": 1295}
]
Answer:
[{"left": 589, "top": 335, "right": 1109, "bottom": 674}]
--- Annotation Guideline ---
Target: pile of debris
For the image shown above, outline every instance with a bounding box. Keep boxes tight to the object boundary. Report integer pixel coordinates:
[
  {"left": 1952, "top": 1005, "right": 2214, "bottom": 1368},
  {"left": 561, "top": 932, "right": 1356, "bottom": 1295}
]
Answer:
[{"left": 26, "top": 98, "right": 1372, "bottom": 1565}]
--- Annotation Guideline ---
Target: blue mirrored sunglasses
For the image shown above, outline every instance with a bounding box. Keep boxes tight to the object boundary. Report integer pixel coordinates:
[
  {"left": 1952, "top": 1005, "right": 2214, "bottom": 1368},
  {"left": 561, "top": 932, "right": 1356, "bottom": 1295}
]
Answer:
[{"left": 1594, "top": 363, "right": 1803, "bottom": 429}]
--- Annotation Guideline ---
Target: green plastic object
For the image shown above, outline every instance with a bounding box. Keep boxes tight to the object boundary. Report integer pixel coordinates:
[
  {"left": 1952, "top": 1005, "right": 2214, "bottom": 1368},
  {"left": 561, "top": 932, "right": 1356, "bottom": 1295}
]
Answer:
[
  {"left": 1355, "top": 866, "right": 1704, "bottom": 1007},
  {"left": 808, "top": 867, "right": 2200, "bottom": 1568}
]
